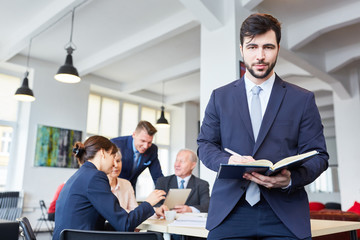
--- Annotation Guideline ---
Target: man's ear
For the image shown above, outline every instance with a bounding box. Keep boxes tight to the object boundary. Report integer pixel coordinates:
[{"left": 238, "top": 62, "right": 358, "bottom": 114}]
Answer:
[
  {"left": 190, "top": 162, "right": 197, "bottom": 171},
  {"left": 240, "top": 44, "right": 244, "bottom": 58}
]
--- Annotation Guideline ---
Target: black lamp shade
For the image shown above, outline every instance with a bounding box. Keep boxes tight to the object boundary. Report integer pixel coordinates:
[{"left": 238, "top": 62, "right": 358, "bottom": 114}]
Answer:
[
  {"left": 54, "top": 53, "right": 80, "bottom": 83},
  {"left": 14, "top": 76, "right": 35, "bottom": 102},
  {"left": 156, "top": 106, "right": 169, "bottom": 126}
]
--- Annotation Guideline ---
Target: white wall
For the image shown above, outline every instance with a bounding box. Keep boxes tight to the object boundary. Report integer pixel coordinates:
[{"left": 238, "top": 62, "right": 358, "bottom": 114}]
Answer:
[{"left": 8, "top": 55, "right": 90, "bottom": 224}]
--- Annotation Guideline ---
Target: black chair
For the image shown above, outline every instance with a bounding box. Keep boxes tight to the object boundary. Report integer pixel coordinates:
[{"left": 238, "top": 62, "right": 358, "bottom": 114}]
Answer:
[
  {"left": 60, "top": 229, "right": 164, "bottom": 240},
  {"left": 17, "top": 217, "right": 37, "bottom": 240},
  {"left": 0, "top": 220, "right": 19, "bottom": 240},
  {"left": 34, "top": 200, "right": 54, "bottom": 236},
  {"left": 325, "top": 202, "right": 342, "bottom": 210}
]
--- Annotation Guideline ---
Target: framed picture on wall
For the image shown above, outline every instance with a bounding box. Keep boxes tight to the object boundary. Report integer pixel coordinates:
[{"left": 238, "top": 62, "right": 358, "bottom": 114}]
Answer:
[
  {"left": 240, "top": 61, "right": 246, "bottom": 78},
  {"left": 34, "top": 124, "right": 82, "bottom": 168}
]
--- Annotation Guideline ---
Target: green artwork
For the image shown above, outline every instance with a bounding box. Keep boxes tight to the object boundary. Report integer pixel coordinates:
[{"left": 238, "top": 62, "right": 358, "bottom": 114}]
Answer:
[{"left": 34, "top": 125, "right": 82, "bottom": 168}]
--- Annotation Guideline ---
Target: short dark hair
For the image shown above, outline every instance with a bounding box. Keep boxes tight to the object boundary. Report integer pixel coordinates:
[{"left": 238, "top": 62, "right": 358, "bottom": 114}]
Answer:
[
  {"left": 135, "top": 120, "right": 157, "bottom": 136},
  {"left": 240, "top": 13, "right": 281, "bottom": 46},
  {"left": 73, "top": 135, "right": 118, "bottom": 165}
]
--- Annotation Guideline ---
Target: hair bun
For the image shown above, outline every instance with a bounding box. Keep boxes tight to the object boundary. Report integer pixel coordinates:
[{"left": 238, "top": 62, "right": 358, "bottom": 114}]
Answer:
[{"left": 73, "top": 143, "right": 85, "bottom": 158}]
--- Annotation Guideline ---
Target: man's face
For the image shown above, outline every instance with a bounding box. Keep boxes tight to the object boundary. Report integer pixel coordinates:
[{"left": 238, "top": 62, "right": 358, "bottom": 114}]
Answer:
[
  {"left": 132, "top": 129, "right": 153, "bottom": 154},
  {"left": 240, "top": 30, "right": 279, "bottom": 84},
  {"left": 174, "top": 151, "right": 196, "bottom": 179}
]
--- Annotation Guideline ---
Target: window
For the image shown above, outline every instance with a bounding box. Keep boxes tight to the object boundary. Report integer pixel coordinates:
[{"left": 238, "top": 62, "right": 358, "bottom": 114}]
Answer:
[
  {"left": 309, "top": 165, "right": 339, "bottom": 193},
  {"left": 0, "top": 73, "right": 20, "bottom": 190},
  {"left": 86, "top": 94, "right": 171, "bottom": 200}
]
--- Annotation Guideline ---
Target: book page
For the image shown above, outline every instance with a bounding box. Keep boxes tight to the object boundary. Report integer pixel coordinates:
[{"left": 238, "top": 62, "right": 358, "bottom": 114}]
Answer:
[
  {"left": 271, "top": 150, "right": 318, "bottom": 170},
  {"left": 238, "top": 159, "right": 272, "bottom": 167}
]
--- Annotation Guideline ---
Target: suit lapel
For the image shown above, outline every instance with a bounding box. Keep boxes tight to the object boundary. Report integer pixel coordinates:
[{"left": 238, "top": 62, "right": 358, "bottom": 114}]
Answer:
[
  {"left": 169, "top": 175, "right": 178, "bottom": 189},
  {"left": 233, "top": 78, "right": 254, "bottom": 142},
  {"left": 253, "top": 75, "right": 287, "bottom": 154},
  {"left": 186, "top": 175, "right": 195, "bottom": 202}
]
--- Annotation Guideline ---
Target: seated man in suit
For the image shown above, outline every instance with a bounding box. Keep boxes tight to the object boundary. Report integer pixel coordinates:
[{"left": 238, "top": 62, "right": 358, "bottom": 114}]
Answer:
[
  {"left": 155, "top": 149, "right": 210, "bottom": 216},
  {"left": 111, "top": 120, "right": 164, "bottom": 191}
]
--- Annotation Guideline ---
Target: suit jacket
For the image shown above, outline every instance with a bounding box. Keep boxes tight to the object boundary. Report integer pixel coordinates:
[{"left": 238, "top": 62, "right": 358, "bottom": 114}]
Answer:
[
  {"left": 52, "top": 161, "right": 154, "bottom": 240},
  {"left": 197, "top": 75, "right": 329, "bottom": 239},
  {"left": 155, "top": 174, "right": 210, "bottom": 213},
  {"left": 110, "top": 135, "right": 163, "bottom": 189}
]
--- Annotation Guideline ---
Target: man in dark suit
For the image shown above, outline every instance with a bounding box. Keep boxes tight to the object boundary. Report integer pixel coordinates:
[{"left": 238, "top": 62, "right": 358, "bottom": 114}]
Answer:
[
  {"left": 154, "top": 149, "right": 210, "bottom": 216},
  {"left": 197, "top": 13, "right": 329, "bottom": 239},
  {"left": 111, "top": 121, "right": 163, "bottom": 190}
]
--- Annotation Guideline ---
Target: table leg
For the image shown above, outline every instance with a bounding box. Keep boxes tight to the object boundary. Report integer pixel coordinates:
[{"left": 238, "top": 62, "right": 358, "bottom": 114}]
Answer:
[
  {"left": 163, "top": 233, "right": 171, "bottom": 240},
  {"left": 350, "top": 230, "right": 358, "bottom": 240}
]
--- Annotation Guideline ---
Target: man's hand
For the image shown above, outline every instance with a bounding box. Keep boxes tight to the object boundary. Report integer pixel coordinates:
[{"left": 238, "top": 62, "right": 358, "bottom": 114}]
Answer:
[
  {"left": 173, "top": 204, "right": 192, "bottom": 213},
  {"left": 145, "top": 190, "right": 166, "bottom": 206},
  {"left": 243, "top": 169, "right": 291, "bottom": 189},
  {"left": 154, "top": 205, "right": 169, "bottom": 217},
  {"left": 228, "top": 155, "right": 255, "bottom": 164}
]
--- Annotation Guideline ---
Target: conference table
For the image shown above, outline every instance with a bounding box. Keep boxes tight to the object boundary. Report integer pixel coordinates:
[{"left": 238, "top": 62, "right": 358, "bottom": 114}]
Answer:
[{"left": 138, "top": 218, "right": 360, "bottom": 240}]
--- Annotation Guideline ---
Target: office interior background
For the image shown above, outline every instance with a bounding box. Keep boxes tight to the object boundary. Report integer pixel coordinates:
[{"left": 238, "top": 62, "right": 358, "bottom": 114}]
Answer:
[{"left": 1, "top": 0, "right": 360, "bottom": 226}]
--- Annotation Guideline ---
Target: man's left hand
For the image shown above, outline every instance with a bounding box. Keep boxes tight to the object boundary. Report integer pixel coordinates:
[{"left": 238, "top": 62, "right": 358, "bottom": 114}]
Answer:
[
  {"left": 173, "top": 205, "right": 192, "bottom": 213},
  {"left": 243, "top": 169, "right": 291, "bottom": 189}
]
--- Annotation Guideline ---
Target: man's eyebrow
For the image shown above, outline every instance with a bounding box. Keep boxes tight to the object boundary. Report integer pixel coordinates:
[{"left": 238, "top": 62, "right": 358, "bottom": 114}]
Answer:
[
  {"left": 245, "top": 43, "right": 258, "bottom": 47},
  {"left": 263, "top": 43, "right": 276, "bottom": 47}
]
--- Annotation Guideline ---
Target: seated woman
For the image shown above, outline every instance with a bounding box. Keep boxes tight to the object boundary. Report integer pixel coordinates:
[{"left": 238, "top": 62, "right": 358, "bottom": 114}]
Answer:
[
  {"left": 52, "top": 135, "right": 165, "bottom": 240},
  {"left": 108, "top": 151, "right": 138, "bottom": 212},
  {"left": 47, "top": 182, "right": 65, "bottom": 221}
]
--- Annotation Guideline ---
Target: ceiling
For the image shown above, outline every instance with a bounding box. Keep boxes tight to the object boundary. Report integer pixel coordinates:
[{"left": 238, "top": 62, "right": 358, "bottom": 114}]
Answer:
[{"left": 2, "top": 0, "right": 360, "bottom": 139}]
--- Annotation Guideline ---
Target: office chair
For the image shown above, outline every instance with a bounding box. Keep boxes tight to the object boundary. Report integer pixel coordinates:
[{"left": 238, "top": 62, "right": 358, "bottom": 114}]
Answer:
[
  {"left": 0, "top": 220, "right": 19, "bottom": 240},
  {"left": 17, "top": 217, "right": 37, "bottom": 240},
  {"left": 34, "top": 200, "right": 54, "bottom": 236},
  {"left": 60, "top": 229, "right": 164, "bottom": 240}
]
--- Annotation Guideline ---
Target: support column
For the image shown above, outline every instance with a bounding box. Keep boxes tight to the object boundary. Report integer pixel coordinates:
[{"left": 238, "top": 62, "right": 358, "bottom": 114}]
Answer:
[
  {"left": 199, "top": 1, "right": 250, "bottom": 189},
  {"left": 333, "top": 69, "right": 360, "bottom": 210}
]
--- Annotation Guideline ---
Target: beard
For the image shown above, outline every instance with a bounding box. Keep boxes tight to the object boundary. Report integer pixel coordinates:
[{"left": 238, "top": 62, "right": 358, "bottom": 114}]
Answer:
[{"left": 244, "top": 59, "right": 277, "bottom": 79}]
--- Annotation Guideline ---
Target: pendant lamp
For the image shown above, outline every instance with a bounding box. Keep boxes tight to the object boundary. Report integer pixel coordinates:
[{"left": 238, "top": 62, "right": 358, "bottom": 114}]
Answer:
[
  {"left": 54, "top": 9, "right": 80, "bottom": 83},
  {"left": 14, "top": 39, "right": 35, "bottom": 102},
  {"left": 156, "top": 81, "right": 169, "bottom": 128}
]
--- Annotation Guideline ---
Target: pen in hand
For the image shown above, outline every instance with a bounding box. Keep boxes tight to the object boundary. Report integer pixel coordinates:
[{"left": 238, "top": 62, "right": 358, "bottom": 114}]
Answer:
[{"left": 224, "top": 148, "right": 242, "bottom": 157}]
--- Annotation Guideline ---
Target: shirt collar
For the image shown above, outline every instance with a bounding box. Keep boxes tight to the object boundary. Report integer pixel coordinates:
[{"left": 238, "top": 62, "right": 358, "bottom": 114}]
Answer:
[
  {"left": 132, "top": 139, "right": 139, "bottom": 154},
  {"left": 176, "top": 175, "right": 191, "bottom": 183},
  {"left": 244, "top": 72, "right": 275, "bottom": 93}
]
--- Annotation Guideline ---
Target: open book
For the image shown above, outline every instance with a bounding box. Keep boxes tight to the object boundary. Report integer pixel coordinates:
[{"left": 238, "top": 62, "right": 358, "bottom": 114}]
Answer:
[{"left": 217, "top": 150, "right": 318, "bottom": 179}]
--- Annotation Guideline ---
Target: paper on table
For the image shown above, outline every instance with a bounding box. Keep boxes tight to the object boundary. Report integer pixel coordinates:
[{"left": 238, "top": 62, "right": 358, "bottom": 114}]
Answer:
[{"left": 168, "top": 213, "right": 207, "bottom": 228}]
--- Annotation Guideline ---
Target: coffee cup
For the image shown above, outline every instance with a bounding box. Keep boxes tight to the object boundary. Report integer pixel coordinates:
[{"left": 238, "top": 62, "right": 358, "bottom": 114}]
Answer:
[{"left": 164, "top": 210, "right": 176, "bottom": 221}]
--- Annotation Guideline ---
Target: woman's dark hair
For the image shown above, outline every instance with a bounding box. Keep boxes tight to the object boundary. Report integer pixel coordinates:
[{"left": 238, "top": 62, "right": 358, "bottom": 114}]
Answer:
[
  {"left": 240, "top": 13, "right": 281, "bottom": 46},
  {"left": 73, "top": 135, "right": 118, "bottom": 165}
]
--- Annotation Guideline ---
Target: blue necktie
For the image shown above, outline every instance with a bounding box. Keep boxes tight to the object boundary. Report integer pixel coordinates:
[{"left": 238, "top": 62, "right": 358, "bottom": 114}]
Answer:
[
  {"left": 132, "top": 151, "right": 140, "bottom": 173},
  {"left": 246, "top": 86, "right": 262, "bottom": 206},
  {"left": 179, "top": 180, "right": 185, "bottom": 189}
]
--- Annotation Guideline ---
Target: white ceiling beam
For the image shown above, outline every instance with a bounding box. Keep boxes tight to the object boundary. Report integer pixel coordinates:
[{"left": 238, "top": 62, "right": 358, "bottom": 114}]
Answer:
[
  {"left": 122, "top": 57, "right": 200, "bottom": 93},
  {"left": 179, "top": 0, "right": 224, "bottom": 31},
  {"left": 0, "top": 0, "right": 85, "bottom": 62},
  {"left": 286, "top": 1, "right": 360, "bottom": 51},
  {"left": 326, "top": 42, "right": 360, "bottom": 73},
  {"left": 324, "top": 127, "right": 335, "bottom": 138},
  {"left": 166, "top": 89, "right": 199, "bottom": 105},
  {"left": 280, "top": 48, "right": 351, "bottom": 99},
  {"left": 275, "top": 58, "right": 311, "bottom": 77},
  {"left": 319, "top": 110, "right": 334, "bottom": 120},
  {"left": 240, "top": 0, "right": 264, "bottom": 11},
  {"left": 77, "top": 10, "right": 197, "bottom": 76},
  {"left": 315, "top": 95, "right": 333, "bottom": 108},
  {"left": 283, "top": 75, "right": 332, "bottom": 93}
]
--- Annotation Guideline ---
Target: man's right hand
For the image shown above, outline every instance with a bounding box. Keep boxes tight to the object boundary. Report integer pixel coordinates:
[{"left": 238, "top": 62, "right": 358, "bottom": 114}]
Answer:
[
  {"left": 228, "top": 155, "right": 255, "bottom": 164},
  {"left": 145, "top": 190, "right": 166, "bottom": 206}
]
